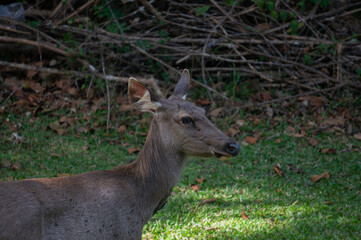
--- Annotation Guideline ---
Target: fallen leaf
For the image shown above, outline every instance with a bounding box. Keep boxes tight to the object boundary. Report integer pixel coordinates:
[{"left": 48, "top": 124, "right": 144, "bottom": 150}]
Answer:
[
  {"left": 242, "top": 212, "right": 249, "bottom": 220},
  {"left": 260, "top": 92, "right": 272, "bottom": 101},
  {"left": 56, "top": 129, "right": 68, "bottom": 136},
  {"left": 77, "top": 127, "right": 90, "bottom": 133},
  {"left": 266, "top": 107, "right": 274, "bottom": 118},
  {"left": 59, "top": 116, "right": 69, "bottom": 123},
  {"left": 251, "top": 117, "right": 261, "bottom": 125},
  {"left": 127, "top": 147, "right": 140, "bottom": 154},
  {"left": 275, "top": 138, "right": 281, "bottom": 143},
  {"left": 227, "top": 126, "right": 240, "bottom": 137},
  {"left": 117, "top": 125, "right": 127, "bottom": 133},
  {"left": 298, "top": 96, "right": 323, "bottom": 108},
  {"left": 195, "top": 99, "right": 212, "bottom": 105},
  {"left": 253, "top": 130, "right": 263, "bottom": 139},
  {"left": 195, "top": 178, "right": 206, "bottom": 184},
  {"left": 82, "top": 146, "right": 89, "bottom": 151},
  {"left": 286, "top": 126, "right": 295, "bottom": 133},
  {"left": 50, "top": 153, "right": 61, "bottom": 157},
  {"left": 245, "top": 136, "right": 258, "bottom": 144},
  {"left": 210, "top": 108, "right": 223, "bottom": 117},
  {"left": 26, "top": 70, "right": 38, "bottom": 79},
  {"left": 354, "top": 133, "right": 361, "bottom": 141},
  {"left": 48, "top": 121, "right": 61, "bottom": 131},
  {"left": 236, "top": 119, "right": 245, "bottom": 127},
  {"left": 11, "top": 162, "right": 22, "bottom": 170},
  {"left": 321, "top": 148, "right": 336, "bottom": 154},
  {"left": 119, "top": 104, "right": 132, "bottom": 111},
  {"left": 29, "top": 81, "right": 45, "bottom": 93},
  {"left": 273, "top": 165, "right": 283, "bottom": 177},
  {"left": 293, "top": 133, "right": 305, "bottom": 138},
  {"left": 325, "top": 200, "right": 333, "bottom": 205},
  {"left": 201, "top": 198, "right": 217, "bottom": 205},
  {"left": 56, "top": 79, "right": 71, "bottom": 90},
  {"left": 311, "top": 171, "right": 330, "bottom": 183},
  {"left": 67, "top": 88, "right": 78, "bottom": 96},
  {"left": 191, "top": 184, "right": 200, "bottom": 191},
  {"left": 323, "top": 117, "right": 345, "bottom": 126},
  {"left": 308, "top": 138, "right": 319, "bottom": 146}
]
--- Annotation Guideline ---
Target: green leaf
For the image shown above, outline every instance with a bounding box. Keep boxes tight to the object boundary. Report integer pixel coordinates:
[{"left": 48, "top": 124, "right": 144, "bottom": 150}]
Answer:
[
  {"left": 303, "top": 54, "right": 313, "bottom": 65},
  {"left": 195, "top": 6, "right": 210, "bottom": 16},
  {"left": 280, "top": 11, "right": 287, "bottom": 22},
  {"left": 290, "top": 20, "right": 299, "bottom": 35},
  {"left": 256, "top": 0, "right": 265, "bottom": 10},
  {"left": 271, "top": 10, "right": 278, "bottom": 20},
  {"left": 266, "top": 1, "right": 274, "bottom": 11}
]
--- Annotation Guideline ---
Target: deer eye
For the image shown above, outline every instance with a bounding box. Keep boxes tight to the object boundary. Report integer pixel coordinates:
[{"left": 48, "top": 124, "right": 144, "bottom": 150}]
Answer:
[{"left": 181, "top": 116, "right": 194, "bottom": 125}]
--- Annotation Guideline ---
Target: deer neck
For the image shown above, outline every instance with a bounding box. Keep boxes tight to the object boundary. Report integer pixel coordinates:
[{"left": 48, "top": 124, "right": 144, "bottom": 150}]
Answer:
[{"left": 133, "top": 119, "right": 185, "bottom": 212}]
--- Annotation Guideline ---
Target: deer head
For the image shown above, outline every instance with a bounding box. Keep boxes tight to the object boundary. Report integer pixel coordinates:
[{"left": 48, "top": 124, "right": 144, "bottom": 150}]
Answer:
[{"left": 128, "top": 69, "right": 239, "bottom": 160}]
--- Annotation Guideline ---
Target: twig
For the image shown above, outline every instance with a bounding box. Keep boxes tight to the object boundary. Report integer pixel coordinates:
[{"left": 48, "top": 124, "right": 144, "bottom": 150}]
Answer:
[
  {"left": 138, "top": 0, "right": 165, "bottom": 22},
  {"left": 54, "top": 0, "right": 95, "bottom": 25}
]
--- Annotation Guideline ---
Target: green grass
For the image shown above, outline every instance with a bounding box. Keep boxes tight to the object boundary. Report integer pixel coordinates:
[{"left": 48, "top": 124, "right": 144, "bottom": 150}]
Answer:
[{"left": 1, "top": 110, "right": 360, "bottom": 239}]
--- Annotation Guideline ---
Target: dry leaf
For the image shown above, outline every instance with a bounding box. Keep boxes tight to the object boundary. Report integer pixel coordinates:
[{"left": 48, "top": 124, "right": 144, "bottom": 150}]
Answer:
[
  {"left": 50, "top": 153, "right": 61, "bottom": 157},
  {"left": 29, "top": 81, "right": 45, "bottom": 93},
  {"left": 195, "top": 178, "right": 205, "bottom": 184},
  {"left": 242, "top": 212, "right": 249, "bottom": 220},
  {"left": 227, "top": 126, "right": 240, "bottom": 137},
  {"left": 210, "top": 108, "right": 223, "bottom": 117},
  {"left": 236, "top": 119, "right": 245, "bottom": 127},
  {"left": 321, "top": 148, "right": 336, "bottom": 154},
  {"left": 293, "top": 133, "right": 304, "bottom": 138},
  {"left": 11, "top": 162, "right": 22, "bottom": 170},
  {"left": 323, "top": 117, "right": 345, "bottom": 126},
  {"left": 117, "top": 125, "right": 127, "bottom": 133},
  {"left": 56, "top": 129, "right": 68, "bottom": 136},
  {"left": 195, "top": 99, "right": 212, "bottom": 105},
  {"left": 191, "top": 184, "right": 200, "bottom": 191},
  {"left": 201, "top": 198, "right": 217, "bottom": 205},
  {"left": 119, "top": 104, "right": 132, "bottom": 111},
  {"left": 260, "top": 92, "right": 272, "bottom": 101},
  {"left": 298, "top": 96, "right": 323, "bottom": 108},
  {"left": 245, "top": 136, "right": 258, "bottom": 144},
  {"left": 311, "top": 171, "right": 330, "bottom": 183},
  {"left": 59, "top": 116, "right": 68, "bottom": 123},
  {"left": 67, "top": 88, "right": 78, "bottom": 96},
  {"left": 286, "top": 126, "right": 295, "bottom": 133},
  {"left": 266, "top": 107, "right": 274, "bottom": 118},
  {"left": 308, "top": 138, "right": 319, "bottom": 146},
  {"left": 127, "top": 147, "right": 140, "bottom": 154},
  {"left": 48, "top": 121, "right": 61, "bottom": 131},
  {"left": 82, "top": 146, "right": 89, "bottom": 151},
  {"left": 273, "top": 165, "right": 283, "bottom": 177},
  {"left": 354, "top": 133, "right": 361, "bottom": 141},
  {"left": 26, "top": 70, "right": 38, "bottom": 79},
  {"left": 77, "top": 127, "right": 90, "bottom": 133},
  {"left": 275, "top": 138, "right": 281, "bottom": 143}
]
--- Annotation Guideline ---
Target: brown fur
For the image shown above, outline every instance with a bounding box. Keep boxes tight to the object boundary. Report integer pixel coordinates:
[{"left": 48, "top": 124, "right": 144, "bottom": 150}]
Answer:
[{"left": 0, "top": 70, "right": 239, "bottom": 240}]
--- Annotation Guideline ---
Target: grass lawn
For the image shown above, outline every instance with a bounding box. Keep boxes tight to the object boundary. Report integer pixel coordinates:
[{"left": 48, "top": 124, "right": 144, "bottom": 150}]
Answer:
[{"left": 1, "top": 109, "right": 360, "bottom": 239}]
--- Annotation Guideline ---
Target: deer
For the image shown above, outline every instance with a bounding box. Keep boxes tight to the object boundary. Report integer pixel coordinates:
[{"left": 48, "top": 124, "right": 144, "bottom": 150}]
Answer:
[{"left": 0, "top": 69, "right": 239, "bottom": 240}]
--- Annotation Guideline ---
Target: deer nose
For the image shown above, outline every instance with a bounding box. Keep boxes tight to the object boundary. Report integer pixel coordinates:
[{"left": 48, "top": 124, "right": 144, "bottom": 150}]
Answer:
[{"left": 225, "top": 141, "right": 240, "bottom": 156}]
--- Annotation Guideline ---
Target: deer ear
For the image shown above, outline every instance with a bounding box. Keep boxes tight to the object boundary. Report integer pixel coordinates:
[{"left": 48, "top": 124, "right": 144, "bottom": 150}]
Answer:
[
  {"left": 128, "top": 78, "right": 161, "bottom": 113},
  {"left": 172, "top": 69, "right": 190, "bottom": 100}
]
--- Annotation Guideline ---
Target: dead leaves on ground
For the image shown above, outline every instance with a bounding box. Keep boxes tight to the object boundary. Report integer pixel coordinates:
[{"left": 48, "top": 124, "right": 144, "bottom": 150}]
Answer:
[{"left": 311, "top": 171, "right": 330, "bottom": 183}]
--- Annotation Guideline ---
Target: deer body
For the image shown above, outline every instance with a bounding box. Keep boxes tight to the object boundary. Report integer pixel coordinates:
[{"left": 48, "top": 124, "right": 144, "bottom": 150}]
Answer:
[{"left": 0, "top": 70, "right": 239, "bottom": 240}]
